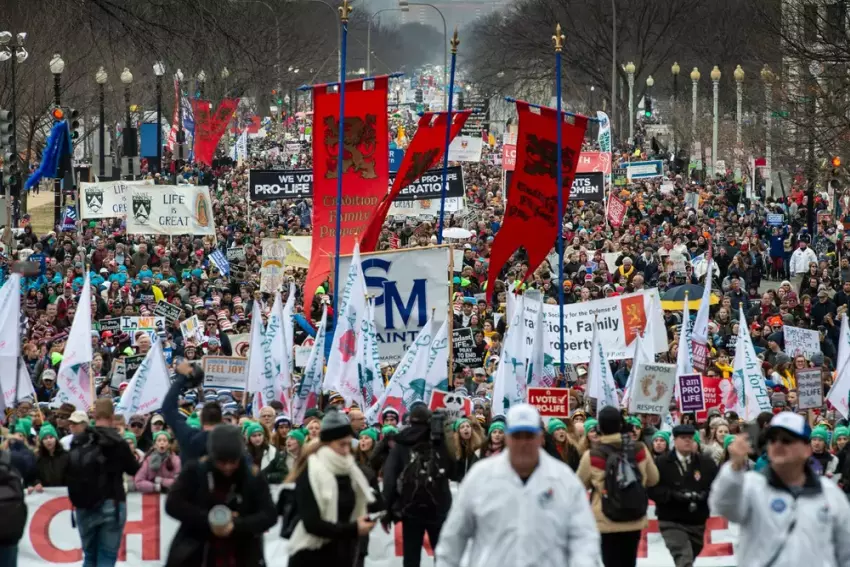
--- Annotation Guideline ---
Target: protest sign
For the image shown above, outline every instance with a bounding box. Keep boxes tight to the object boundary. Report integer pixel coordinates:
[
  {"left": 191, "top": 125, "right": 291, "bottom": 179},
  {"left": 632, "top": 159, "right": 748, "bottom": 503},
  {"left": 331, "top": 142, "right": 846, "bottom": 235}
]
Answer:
[
  {"left": 796, "top": 367, "right": 823, "bottom": 410},
  {"left": 767, "top": 213, "right": 784, "bottom": 226},
  {"left": 249, "top": 170, "right": 313, "bottom": 200},
  {"left": 99, "top": 317, "right": 122, "bottom": 335},
  {"left": 626, "top": 160, "right": 664, "bottom": 179},
  {"left": 452, "top": 327, "right": 484, "bottom": 368},
  {"left": 125, "top": 185, "right": 216, "bottom": 236},
  {"left": 504, "top": 172, "right": 604, "bottom": 202},
  {"left": 502, "top": 144, "right": 516, "bottom": 171},
  {"left": 124, "top": 355, "right": 145, "bottom": 382},
  {"left": 229, "top": 333, "right": 251, "bottom": 357},
  {"left": 577, "top": 151, "right": 612, "bottom": 175},
  {"left": 179, "top": 315, "right": 204, "bottom": 344},
  {"left": 109, "top": 361, "right": 125, "bottom": 388},
  {"left": 202, "top": 356, "right": 249, "bottom": 390},
  {"left": 153, "top": 301, "right": 182, "bottom": 326},
  {"left": 783, "top": 325, "right": 820, "bottom": 359},
  {"left": 447, "top": 136, "right": 483, "bottom": 162},
  {"left": 226, "top": 247, "right": 245, "bottom": 262},
  {"left": 629, "top": 363, "right": 677, "bottom": 415},
  {"left": 294, "top": 345, "right": 312, "bottom": 368},
  {"left": 260, "top": 238, "right": 288, "bottom": 293},
  {"left": 120, "top": 316, "right": 166, "bottom": 341},
  {"left": 678, "top": 373, "right": 705, "bottom": 413},
  {"left": 527, "top": 387, "right": 570, "bottom": 418},
  {"left": 696, "top": 376, "right": 725, "bottom": 422},
  {"left": 429, "top": 389, "right": 472, "bottom": 421},
  {"left": 80, "top": 180, "right": 152, "bottom": 219}
]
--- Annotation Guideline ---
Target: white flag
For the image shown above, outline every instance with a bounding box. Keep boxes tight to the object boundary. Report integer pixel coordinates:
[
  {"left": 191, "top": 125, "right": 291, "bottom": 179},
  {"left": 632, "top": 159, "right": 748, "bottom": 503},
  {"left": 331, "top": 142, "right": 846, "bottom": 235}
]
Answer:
[
  {"left": 733, "top": 306, "right": 772, "bottom": 420},
  {"left": 828, "top": 314, "right": 850, "bottom": 418},
  {"left": 115, "top": 338, "right": 170, "bottom": 417},
  {"left": 0, "top": 274, "right": 21, "bottom": 358},
  {"left": 267, "top": 292, "right": 291, "bottom": 412},
  {"left": 526, "top": 293, "right": 556, "bottom": 388},
  {"left": 236, "top": 129, "right": 248, "bottom": 163},
  {"left": 292, "top": 307, "right": 327, "bottom": 425},
  {"left": 691, "top": 260, "right": 713, "bottom": 369},
  {"left": 56, "top": 275, "right": 94, "bottom": 410},
  {"left": 1, "top": 358, "right": 35, "bottom": 408},
  {"left": 492, "top": 294, "right": 526, "bottom": 417},
  {"left": 283, "top": 282, "right": 296, "bottom": 374},
  {"left": 621, "top": 328, "right": 656, "bottom": 410},
  {"left": 247, "top": 302, "right": 274, "bottom": 416},
  {"left": 368, "top": 318, "right": 436, "bottom": 423},
  {"left": 324, "top": 241, "right": 367, "bottom": 406},
  {"left": 357, "top": 299, "right": 384, "bottom": 410},
  {"left": 675, "top": 299, "right": 694, "bottom": 404},
  {"left": 588, "top": 319, "right": 618, "bottom": 410},
  {"left": 422, "top": 318, "right": 450, "bottom": 403}
]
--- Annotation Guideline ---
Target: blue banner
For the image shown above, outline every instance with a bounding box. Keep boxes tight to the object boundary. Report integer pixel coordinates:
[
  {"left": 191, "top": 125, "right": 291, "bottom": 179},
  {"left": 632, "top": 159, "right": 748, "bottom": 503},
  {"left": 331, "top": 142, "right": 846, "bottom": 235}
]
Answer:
[
  {"left": 626, "top": 160, "right": 664, "bottom": 180},
  {"left": 389, "top": 149, "right": 404, "bottom": 173}
]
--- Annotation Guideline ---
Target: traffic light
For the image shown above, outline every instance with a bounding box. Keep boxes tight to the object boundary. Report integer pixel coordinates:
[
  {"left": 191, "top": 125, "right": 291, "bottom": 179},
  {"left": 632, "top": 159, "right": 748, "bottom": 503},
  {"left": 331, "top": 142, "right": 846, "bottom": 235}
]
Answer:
[
  {"left": 832, "top": 155, "right": 841, "bottom": 168},
  {"left": 0, "top": 108, "right": 15, "bottom": 187},
  {"left": 68, "top": 108, "right": 80, "bottom": 140},
  {"left": 645, "top": 97, "right": 653, "bottom": 118},
  {"left": 457, "top": 90, "right": 465, "bottom": 110},
  {"left": 415, "top": 89, "right": 423, "bottom": 104},
  {"left": 0, "top": 109, "right": 12, "bottom": 148},
  {"left": 51, "top": 106, "right": 65, "bottom": 122}
]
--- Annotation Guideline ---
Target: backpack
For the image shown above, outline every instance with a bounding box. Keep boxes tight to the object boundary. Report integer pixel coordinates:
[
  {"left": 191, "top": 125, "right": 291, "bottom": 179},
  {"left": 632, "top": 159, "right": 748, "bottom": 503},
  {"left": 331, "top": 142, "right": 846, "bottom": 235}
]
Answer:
[
  {"left": 592, "top": 437, "right": 648, "bottom": 522},
  {"left": 397, "top": 441, "right": 443, "bottom": 514},
  {"left": 0, "top": 451, "right": 27, "bottom": 545},
  {"left": 67, "top": 432, "right": 109, "bottom": 510}
]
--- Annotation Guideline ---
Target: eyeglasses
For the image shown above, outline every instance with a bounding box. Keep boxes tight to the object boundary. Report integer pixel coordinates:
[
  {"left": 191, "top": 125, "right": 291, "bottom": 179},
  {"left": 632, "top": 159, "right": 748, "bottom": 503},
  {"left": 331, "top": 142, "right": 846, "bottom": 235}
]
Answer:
[{"left": 768, "top": 432, "right": 800, "bottom": 445}]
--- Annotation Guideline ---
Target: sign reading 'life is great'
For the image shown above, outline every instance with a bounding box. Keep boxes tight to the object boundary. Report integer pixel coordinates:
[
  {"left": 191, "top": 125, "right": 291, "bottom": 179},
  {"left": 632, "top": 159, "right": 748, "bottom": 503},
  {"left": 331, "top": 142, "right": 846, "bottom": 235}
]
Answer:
[{"left": 125, "top": 185, "right": 216, "bottom": 236}]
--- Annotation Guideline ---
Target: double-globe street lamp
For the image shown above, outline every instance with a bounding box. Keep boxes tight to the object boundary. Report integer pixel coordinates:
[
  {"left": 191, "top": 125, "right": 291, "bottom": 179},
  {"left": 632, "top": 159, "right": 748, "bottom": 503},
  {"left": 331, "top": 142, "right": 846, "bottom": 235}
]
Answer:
[{"left": 0, "top": 31, "right": 27, "bottom": 227}]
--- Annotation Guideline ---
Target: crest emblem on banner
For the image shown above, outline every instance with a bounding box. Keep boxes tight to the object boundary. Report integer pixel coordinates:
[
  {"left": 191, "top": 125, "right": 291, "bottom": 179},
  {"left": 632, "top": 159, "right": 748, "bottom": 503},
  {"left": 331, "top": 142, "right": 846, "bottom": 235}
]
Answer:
[
  {"left": 324, "top": 115, "right": 378, "bottom": 179},
  {"left": 524, "top": 135, "right": 578, "bottom": 178},
  {"left": 85, "top": 188, "right": 104, "bottom": 214},
  {"left": 132, "top": 194, "right": 152, "bottom": 224}
]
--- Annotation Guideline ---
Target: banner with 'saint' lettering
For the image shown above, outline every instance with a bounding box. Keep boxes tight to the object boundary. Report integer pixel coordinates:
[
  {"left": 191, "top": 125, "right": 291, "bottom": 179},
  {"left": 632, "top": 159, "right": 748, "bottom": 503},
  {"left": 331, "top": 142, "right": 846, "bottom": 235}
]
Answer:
[{"left": 17, "top": 488, "right": 740, "bottom": 566}]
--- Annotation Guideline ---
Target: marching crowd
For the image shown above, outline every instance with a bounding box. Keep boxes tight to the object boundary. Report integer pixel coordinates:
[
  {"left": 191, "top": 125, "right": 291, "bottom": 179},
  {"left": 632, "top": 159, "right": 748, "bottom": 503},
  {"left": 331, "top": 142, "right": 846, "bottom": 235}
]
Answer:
[{"left": 0, "top": 92, "right": 849, "bottom": 567}]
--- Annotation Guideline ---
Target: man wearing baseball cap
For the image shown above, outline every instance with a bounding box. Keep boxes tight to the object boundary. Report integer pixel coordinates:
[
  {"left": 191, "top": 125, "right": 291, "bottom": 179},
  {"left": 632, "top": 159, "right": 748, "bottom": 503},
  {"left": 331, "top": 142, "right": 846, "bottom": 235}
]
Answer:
[
  {"left": 435, "top": 404, "right": 600, "bottom": 567},
  {"left": 710, "top": 413, "right": 850, "bottom": 566}
]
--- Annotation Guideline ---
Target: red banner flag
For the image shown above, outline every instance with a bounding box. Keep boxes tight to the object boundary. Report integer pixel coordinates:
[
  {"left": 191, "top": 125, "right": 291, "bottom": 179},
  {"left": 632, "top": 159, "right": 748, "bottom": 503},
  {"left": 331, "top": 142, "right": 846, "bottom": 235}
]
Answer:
[
  {"left": 192, "top": 98, "right": 240, "bottom": 166},
  {"left": 607, "top": 194, "right": 627, "bottom": 227},
  {"left": 361, "top": 110, "right": 471, "bottom": 252},
  {"left": 304, "top": 77, "right": 389, "bottom": 311},
  {"left": 485, "top": 102, "right": 588, "bottom": 300}
]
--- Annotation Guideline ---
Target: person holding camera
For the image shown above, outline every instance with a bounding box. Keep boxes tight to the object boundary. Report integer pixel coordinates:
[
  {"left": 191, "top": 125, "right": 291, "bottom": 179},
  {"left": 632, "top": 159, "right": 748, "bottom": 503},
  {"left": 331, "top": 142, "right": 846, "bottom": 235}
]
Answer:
[
  {"left": 164, "top": 424, "right": 277, "bottom": 567},
  {"left": 286, "top": 409, "right": 377, "bottom": 567},
  {"left": 162, "top": 358, "right": 222, "bottom": 465},
  {"left": 647, "top": 424, "right": 718, "bottom": 567},
  {"left": 381, "top": 403, "right": 454, "bottom": 567}
]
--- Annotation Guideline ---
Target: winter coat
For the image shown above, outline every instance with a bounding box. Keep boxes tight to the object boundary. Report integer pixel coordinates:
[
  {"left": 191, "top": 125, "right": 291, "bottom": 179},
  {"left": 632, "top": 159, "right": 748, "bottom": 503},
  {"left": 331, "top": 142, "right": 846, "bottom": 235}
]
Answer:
[
  {"left": 134, "top": 451, "right": 182, "bottom": 493},
  {"left": 162, "top": 373, "right": 210, "bottom": 465},
  {"left": 34, "top": 449, "right": 69, "bottom": 487},
  {"left": 8, "top": 440, "right": 37, "bottom": 486},
  {"left": 709, "top": 462, "right": 850, "bottom": 566},
  {"left": 164, "top": 459, "right": 277, "bottom": 567},
  {"left": 648, "top": 450, "right": 719, "bottom": 525},
  {"left": 253, "top": 445, "right": 286, "bottom": 484},
  {"left": 576, "top": 433, "right": 659, "bottom": 534}
]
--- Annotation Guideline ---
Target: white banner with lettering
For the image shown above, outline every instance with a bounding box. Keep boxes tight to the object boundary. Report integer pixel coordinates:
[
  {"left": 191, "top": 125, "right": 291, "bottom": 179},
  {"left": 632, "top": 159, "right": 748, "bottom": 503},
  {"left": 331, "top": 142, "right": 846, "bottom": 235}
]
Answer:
[
  {"left": 79, "top": 180, "right": 152, "bottom": 219},
  {"left": 17, "top": 489, "right": 740, "bottom": 566},
  {"left": 125, "top": 185, "right": 216, "bottom": 236},
  {"left": 520, "top": 289, "right": 668, "bottom": 364}
]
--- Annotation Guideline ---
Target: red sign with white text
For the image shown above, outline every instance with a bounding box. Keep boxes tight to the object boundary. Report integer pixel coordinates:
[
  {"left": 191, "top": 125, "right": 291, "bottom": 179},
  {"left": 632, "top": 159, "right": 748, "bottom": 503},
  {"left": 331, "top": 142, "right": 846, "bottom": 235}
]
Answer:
[
  {"left": 696, "top": 376, "right": 725, "bottom": 421},
  {"left": 577, "top": 151, "right": 612, "bottom": 175},
  {"left": 502, "top": 144, "right": 517, "bottom": 171},
  {"left": 527, "top": 387, "right": 571, "bottom": 418}
]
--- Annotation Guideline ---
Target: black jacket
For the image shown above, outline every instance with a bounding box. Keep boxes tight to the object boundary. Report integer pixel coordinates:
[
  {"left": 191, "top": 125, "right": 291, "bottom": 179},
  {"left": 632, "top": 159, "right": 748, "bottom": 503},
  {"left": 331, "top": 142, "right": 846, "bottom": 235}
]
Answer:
[
  {"left": 163, "top": 373, "right": 210, "bottom": 465},
  {"left": 76, "top": 426, "right": 140, "bottom": 503},
  {"left": 165, "top": 459, "right": 277, "bottom": 567},
  {"left": 648, "top": 450, "right": 718, "bottom": 525},
  {"left": 381, "top": 423, "right": 453, "bottom": 521},
  {"left": 35, "top": 449, "right": 69, "bottom": 487}
]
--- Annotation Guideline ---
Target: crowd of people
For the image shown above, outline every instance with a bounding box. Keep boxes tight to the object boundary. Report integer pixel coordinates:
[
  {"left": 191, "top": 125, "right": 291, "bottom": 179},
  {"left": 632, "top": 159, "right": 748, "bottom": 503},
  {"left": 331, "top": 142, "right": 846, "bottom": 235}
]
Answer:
[{"left": 0, "top": 82, "right": 849, "bottom": 567}]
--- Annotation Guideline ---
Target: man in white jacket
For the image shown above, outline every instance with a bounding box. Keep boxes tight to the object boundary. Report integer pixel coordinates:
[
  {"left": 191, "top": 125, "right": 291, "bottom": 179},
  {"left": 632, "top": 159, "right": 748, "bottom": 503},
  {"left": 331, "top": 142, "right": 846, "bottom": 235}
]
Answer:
[
  {"left": 709, "top": 412, "right": 850, "bottom": 567},
  {"left": 789, "top": 240, "right": 818, "bottom": 277},
  {"left": 434, "top": 404, "right": 600, "bottom": 567}
]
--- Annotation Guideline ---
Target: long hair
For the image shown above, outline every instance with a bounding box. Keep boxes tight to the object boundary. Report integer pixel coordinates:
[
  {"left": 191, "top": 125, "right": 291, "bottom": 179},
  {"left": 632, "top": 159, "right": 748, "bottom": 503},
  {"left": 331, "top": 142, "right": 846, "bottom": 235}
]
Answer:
[
  {"left": 283, "top": 440, "right": 324, "bottom": 483},
  {"left": 451, "top": 424, "right": 484, "bottom": 461}
]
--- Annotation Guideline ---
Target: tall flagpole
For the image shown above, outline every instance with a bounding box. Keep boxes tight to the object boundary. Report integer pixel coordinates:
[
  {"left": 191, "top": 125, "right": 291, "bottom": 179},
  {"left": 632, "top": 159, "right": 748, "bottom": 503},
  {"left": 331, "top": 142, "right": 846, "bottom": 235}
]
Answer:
[
  {"left": 553, "top": 24, "right": 567, "bottom": 378},
  {"left": 437, "top": 28, "right": 460, "bottom": 244},
  {"left": 333, "top": 0, "right": 352, "bottom": 323}
]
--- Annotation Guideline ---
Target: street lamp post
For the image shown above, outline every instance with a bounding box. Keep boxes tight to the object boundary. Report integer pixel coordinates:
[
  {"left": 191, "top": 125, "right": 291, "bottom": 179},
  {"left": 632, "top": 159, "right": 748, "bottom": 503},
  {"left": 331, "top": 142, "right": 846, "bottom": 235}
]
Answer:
[
  {"left": 625, "top": 61, "right": 635, "bottom": 142},
  {"left": 95, "top": 67, "right": 108, "bottom": 180},
  {"left": 0, "top": 31, "right": 27, "bottom": 235},
  {"left": 367, "top": 7, "right": 408, "bottom": 77},
  {"left": 711, "top": 65, "right": 721, "bottom": 178},
  {"left": 49, "top": 54, "right": 64, "bottom": 227},
  {"left": 611, "top": 0, "right": 617, "bottom": 142},
  {"left": 671, "top": 62, "right": 680, "bottom": 154},
  {"left": 121, "top": 67, "right": 134, "bottom": 180},
  {"left": 400, "top": 0, "right": 448, "bottom": 109},
  {"left": 154, "top": 61, "right": 165, "bottom": 175},
  {"left": 734, "top": 65, "right": 744, "bottom": 148},
  {"left": 197, "top": 70, "right": 206, "bottom": 99},
  {"left": 690, "top": 67, "right": 700, "bottom": 141},
  {"left": 761, "top": 64, "right": 774, "bottom": 197}
]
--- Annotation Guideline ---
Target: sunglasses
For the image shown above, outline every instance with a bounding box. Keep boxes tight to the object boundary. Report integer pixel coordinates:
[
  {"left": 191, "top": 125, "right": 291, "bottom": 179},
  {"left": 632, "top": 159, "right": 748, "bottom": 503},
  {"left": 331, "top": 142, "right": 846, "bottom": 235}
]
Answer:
[
  {"left": 130, "top": 422, "right": 144, "bottom": 428},
  {"left": 768, "top": 432, "right": 801, "bottom": 445}
]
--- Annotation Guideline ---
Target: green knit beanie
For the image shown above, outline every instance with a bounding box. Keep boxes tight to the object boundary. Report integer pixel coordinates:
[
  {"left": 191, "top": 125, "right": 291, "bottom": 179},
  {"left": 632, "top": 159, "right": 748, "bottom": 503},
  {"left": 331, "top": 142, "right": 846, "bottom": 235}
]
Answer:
[
  {"left": 287, "top": 429, "right": 306, "bottom": 446},
  {"left": 452, "top": 418, "right": 469, "bottom": 432},
  {"left": 583, "top": 418, "right": 599, "bottom": 435},
  {"left": 811, "top": 427, "right": 830, "bottom": 443},
  {"left": 38, "top": 423, "right": 58, "bottom": 441},
  {"left": 488, "top": 421, "right": 505, "bottom": 436},
  {"left": 834, "top": 426, "right": 850, "bottom": 440},
  {"left": 243, "top": 421, "right": 265, "bottom": 439},
  {"left": 123, "top": 431, "right": 137, "bottom": 444},
  {"left": 723, "top": 434, "right": 736, "bottom": 450},
  {"left": 359, "top": 428, "right": 379, "bottom": 444},
  {"left": 626, "top": 416, "right": 642, "bottom": 428},
  {"left": 153, "top": 430, "right": 172, "bottom": 442},
  {"left": 652, "top": 430, "right": 671, "bottom": 446},
  {"left": 13, "top": 417, "right": 32, "bottom": 437},
  {"left": 381, "top": 425, "right": 399, "bottom": 436},
  {"left": 547, "top": 419, "right": 567, "bottom": 435}
]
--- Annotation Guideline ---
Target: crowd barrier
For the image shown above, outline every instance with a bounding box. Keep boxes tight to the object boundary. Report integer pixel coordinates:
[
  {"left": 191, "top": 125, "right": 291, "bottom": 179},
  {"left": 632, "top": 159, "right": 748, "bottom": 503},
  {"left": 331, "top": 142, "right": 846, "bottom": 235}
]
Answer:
[{"left": 17, "top": 488, "right": 739, "bottom": 566}]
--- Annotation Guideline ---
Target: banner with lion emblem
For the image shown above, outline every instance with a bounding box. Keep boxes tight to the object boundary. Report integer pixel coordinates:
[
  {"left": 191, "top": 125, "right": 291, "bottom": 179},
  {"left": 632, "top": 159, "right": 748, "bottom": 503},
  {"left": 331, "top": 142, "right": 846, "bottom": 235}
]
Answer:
[
  {"left": 304, "top": 75, "right": 390, "bottom": 311},
  {"left": 126, "top": 185, "right": 215, "bottom": 236}
]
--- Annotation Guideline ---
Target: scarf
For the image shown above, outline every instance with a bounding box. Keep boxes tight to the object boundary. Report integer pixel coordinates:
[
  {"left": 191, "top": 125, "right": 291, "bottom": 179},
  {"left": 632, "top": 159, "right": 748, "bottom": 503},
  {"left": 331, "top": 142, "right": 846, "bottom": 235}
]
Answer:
[
  {"left": 287, "top": 446, "right": 375, "bottom": 557},
  {"left": 148, "top": 449, "right": 168, "bottom": 473}
]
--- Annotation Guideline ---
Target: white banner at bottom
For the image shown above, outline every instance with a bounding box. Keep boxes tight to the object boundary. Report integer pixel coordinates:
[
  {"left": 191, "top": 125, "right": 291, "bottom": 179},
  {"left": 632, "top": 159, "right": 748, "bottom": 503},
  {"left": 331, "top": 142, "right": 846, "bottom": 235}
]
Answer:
[{"left": 18, "top": 488, "right": 739, "bottom": 566}]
